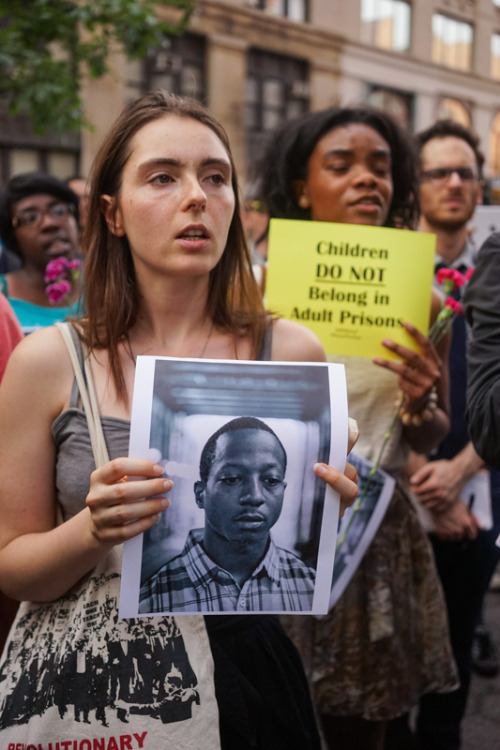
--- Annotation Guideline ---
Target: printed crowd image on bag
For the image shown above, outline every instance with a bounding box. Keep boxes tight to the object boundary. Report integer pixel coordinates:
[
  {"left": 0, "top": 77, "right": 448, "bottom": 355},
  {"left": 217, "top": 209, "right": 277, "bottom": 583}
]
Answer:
[{"left": 0, "top": 550, "right": 221, "bottom": 749}]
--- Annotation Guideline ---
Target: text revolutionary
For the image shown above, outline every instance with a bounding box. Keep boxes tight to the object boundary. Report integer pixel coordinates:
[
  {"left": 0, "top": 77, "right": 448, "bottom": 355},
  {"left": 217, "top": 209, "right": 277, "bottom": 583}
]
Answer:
[{"left": 8, "top": 731, "right": 148, "bottom": 750}]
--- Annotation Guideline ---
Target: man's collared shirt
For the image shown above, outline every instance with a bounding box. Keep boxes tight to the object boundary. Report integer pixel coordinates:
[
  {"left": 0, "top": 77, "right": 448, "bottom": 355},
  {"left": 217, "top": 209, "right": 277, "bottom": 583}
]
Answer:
[
  {"left": 139, "top": 528, "right": 315, "bottom": 613},
  {"left": 434, "top": 239, "right": 476, "bottom": 277}
]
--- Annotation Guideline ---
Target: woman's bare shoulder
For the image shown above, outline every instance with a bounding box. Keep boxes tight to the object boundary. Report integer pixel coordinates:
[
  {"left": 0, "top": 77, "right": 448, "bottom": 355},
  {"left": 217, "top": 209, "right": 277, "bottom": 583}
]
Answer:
[
  {"left": 8, "top": 324, "right": 71, "bottom": 366},
  {"left": 270, "top": 318, "right": 327, "bottom": 363},
  {"left": 1, "top": 325, "right": 75, "bottom": 413}
]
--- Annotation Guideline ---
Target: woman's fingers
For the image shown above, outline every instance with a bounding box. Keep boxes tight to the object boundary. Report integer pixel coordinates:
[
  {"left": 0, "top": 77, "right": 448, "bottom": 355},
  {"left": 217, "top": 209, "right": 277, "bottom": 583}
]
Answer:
[
  {"left": 89, "top": 457, "right": 165, "bottom": 486},
  {"left": 377, "top": 340, "right": 440, "bottom": 376},
  {"left": 85, "top": 457, "right": 173, "bottom": 543},
  {"left": 403, "top": 321, "right": 440, "bottom": 353},
  {"left": 373, "top": 324, "right": 442, "bottom": 403},
  {"left": 314, "top": 461, "right": 359, "bottom": 517},
  {"left": 89, "top": 504, "right": 167, "bottom": 543},
  {"left": 89, "top": 491, "right": 170, "bottom": 524},
  {"left": 86, "top": 474, "right": 172, "bottom": 509}
]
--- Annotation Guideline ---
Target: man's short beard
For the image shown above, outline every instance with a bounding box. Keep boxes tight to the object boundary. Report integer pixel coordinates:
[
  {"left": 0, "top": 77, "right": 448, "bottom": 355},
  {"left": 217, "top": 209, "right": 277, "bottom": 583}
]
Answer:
[{"left": 428, "top": 215, "right": 472, "bottom": 233}]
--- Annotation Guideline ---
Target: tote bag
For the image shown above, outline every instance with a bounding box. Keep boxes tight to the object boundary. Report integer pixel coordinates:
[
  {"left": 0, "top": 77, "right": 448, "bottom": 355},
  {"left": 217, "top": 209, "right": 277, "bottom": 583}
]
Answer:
[{"left": 0, "top": 323, "right": 221, "bottom": 750}]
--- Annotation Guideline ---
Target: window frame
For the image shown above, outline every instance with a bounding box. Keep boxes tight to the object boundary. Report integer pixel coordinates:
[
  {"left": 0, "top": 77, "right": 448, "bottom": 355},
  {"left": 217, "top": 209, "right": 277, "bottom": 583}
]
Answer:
[
  {"left": 245, "top": 48, "right": 310, "bottom": 171},
  {"left": 491, "top": 32, "right": 500, "bottom": 78},
  {"left": 142, "top": 32, "right": 207, "bottom": 105},
  {"left": 0, "top": 105, "right": 80, "bottom": 184},
  {"left": 251, "top": 0, "right": 309, "bottom": 23},
  {"left": 360, "top": 0, "right": 412, "bottom": 53},
  {"left": 431, "top": 12, "right": 474, "bottom": 71}
]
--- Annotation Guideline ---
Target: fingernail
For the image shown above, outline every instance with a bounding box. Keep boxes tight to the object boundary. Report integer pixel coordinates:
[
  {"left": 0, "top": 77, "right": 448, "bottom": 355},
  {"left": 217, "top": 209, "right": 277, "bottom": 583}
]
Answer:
[
  {"left": 314, "top": 462, "right": 327, "bottom": 477},
  {"left": 161, "top": 498, "right": 170, "bottom": 509},
  {"left": 163, "top": 479, "right": 173, "bottom": 490},
  {"left": 153, "top": 464, "right": 163, "bottom": 473}
]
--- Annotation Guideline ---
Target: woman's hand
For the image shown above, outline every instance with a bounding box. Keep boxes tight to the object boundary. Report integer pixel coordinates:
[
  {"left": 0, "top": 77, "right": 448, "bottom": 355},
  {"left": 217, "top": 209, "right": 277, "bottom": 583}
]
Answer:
[
  {"left": 86, "top": 458, "right": 173, "bottom": 545},
  {"left": 373, "top": 321, "right": 442, "bottom": 408},
  {"left": 314, "top": 461, "right": 359, "bottom": 517}
]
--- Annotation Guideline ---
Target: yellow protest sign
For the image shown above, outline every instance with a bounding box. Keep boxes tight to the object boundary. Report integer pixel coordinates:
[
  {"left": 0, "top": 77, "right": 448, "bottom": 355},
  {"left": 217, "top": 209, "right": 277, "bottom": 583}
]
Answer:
[{"left": 265, "top": 219, "right": 436, "bottom": 359}]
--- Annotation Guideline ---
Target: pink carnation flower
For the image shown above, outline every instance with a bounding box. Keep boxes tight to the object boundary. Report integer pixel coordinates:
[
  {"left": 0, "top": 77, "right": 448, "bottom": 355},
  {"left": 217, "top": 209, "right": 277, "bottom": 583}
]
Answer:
[
  {"left": 44, "top": 257, "right": 69, "bottom": 282},
  {"left": 444, "top": 297, "right": 464, "bottom": 316},
  {"left": 44, "top": 256, "right": 81, "bottom": 304},
  {"left": 436, "top": 267, "right": 453, "bottom": 285},
  {"left": 435, "top": 267, "right": 465, "bottom": 290},
  {"left": 46, "top": 280, "right": 71, "bottom": 305}
]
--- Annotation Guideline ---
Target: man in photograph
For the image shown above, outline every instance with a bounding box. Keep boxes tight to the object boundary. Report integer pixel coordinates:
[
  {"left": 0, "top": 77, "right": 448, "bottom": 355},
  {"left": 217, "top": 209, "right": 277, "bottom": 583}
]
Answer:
[{"left": 139, "top": 416, "right": 315, "bottom": 613}]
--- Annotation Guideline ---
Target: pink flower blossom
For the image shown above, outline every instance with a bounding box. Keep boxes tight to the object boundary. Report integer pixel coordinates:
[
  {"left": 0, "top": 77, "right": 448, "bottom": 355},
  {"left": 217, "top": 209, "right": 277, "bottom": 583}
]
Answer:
[
  {"left": 435, "top": 267, "right": 465, "bottom": 291},
  {"left": 44, "top": 256, "right": 81, "bottom": 303},
  {"left": 444, "top": 297, "right": 464, "bottom": 315},
  {"left": 465, "top": 267, "right": 474, "bottom": 282},
  {"left": 44, "top": 257, "right": 69, "bottom": 282},
  {"left": 435, "top": 268, "right": 453, "bottom": 285},
  {"left": 46, "top": 280, "right": 71, "bottom": 305}
]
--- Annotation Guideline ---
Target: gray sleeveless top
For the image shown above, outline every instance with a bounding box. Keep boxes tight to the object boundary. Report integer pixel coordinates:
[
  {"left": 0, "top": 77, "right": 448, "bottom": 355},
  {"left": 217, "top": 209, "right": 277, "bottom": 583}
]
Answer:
[{"left": 51, "top": 324, "right": 273, "bottom": 521}]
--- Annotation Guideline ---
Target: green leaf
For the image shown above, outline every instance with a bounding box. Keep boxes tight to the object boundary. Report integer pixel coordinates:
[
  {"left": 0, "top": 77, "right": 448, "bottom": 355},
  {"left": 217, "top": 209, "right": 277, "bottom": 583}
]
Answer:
[{"left": 0, "top": 0, "right": 195, "bottom": 135}]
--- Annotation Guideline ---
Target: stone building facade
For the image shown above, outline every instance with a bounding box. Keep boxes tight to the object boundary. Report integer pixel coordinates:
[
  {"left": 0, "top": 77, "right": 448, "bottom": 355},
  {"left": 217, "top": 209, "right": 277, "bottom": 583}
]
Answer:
[{"left": 2, "top": 0, "right": 500, "bottom": 186}]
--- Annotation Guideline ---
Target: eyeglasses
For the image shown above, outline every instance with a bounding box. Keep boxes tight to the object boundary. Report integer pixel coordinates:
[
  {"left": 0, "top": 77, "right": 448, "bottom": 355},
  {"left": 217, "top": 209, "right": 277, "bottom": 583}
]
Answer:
[
  {"left": 420, "top": 167, "right": 479, "bottom": 184},
  {"left": 12, "top": 202, "right": 75, "bottom": 229}
]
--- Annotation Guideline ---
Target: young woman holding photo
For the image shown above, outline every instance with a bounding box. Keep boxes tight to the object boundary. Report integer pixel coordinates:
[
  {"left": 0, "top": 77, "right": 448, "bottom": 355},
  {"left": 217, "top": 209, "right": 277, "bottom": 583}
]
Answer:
[{"left": 0, "top": 91, "right": 358, "bottom": 749}]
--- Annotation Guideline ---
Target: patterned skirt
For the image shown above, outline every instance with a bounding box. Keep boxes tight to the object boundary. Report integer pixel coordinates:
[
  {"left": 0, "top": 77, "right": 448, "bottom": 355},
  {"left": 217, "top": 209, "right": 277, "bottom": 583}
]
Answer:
[{"left": 282, "top": 484, "right": 458, "bottom": 722}]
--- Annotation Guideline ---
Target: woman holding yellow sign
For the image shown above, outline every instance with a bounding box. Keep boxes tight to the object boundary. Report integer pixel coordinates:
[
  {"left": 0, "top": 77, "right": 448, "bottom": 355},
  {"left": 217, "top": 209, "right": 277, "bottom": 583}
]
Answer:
[{"left": 258, "top": 107, "right": 456, "bottom": 750}]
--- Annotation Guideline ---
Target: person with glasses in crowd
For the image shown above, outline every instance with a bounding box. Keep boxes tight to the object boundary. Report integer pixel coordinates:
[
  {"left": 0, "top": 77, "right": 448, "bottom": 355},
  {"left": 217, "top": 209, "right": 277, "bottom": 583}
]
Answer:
[
  {"left": 0, "top": 172, "right": 82, "bottom": 334},
  {"left": 408, "top": 120, "right": 500, "bottom": 750}
]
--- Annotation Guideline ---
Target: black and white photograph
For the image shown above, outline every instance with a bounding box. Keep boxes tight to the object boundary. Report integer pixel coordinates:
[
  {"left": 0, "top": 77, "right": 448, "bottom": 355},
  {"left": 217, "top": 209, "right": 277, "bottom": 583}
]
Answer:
[
  {"left": 120, "top": 356, "right": 348, "bottom": 616},
  {"left": 328, "top": 452, "right": 395, "bottom": 611}
]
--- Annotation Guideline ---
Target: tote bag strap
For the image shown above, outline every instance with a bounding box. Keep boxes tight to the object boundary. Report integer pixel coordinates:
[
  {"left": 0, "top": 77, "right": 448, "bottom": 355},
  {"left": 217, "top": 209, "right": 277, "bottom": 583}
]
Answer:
[{"left": 56, "top": 321, "right": 110, "bottom": 468}]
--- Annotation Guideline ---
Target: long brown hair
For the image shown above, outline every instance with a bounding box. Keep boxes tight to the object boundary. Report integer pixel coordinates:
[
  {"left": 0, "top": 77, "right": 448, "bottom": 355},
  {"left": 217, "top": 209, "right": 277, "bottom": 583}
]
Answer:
[{"left": 79, "top": 91, "right": 266, "bottom": 399}]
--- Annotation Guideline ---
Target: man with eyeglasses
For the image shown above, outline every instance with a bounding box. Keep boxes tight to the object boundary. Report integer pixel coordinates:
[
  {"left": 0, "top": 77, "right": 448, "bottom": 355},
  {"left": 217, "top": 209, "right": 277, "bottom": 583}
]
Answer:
[
  {"left": 0, "top": 172, "right": 81, "bottom": 334},
  {"left": 139, "top": 417, "right": 316, "bottom": 614},
  {"left": 408, "top": 121, "right": 499, "bottom": 750}
]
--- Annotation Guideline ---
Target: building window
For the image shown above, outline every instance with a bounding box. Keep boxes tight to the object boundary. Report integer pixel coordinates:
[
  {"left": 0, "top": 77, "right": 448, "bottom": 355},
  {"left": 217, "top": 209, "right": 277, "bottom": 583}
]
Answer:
[
  {"left": 360, "top": 0, "right": 411, "bottom": 52},
  {"left": 0, "top": 106, "right": 80, "bottom": 184},
  {"left": 246, "top": 49, "right": 309, "bottom": 169},
  {"left": 143, "top": 33, "right": 206, "bottom": 104},
  {"left": 248, "top": 0, "right": 308, "bottom": 22},
  {"left": 436, "top": 98, "right": 471, "bottom": 128},
  {"left": 490, "top": 112, "right": 500, "bottom": 175},
  {"left": 366, "top": 85, "right": 413, "bottom": 128},
  {"left": 492, "top": 34, "right": 500, "bottom": 78},
  {"left": 432, "top": 14, "right": 473, "bottom": 71}
]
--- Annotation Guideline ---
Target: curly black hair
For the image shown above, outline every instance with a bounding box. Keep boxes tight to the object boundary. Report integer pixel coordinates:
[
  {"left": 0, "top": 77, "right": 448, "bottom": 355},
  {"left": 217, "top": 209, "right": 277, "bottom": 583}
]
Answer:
[{"left": 255, "top": 106, "right": 419, "bottom": 230}]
